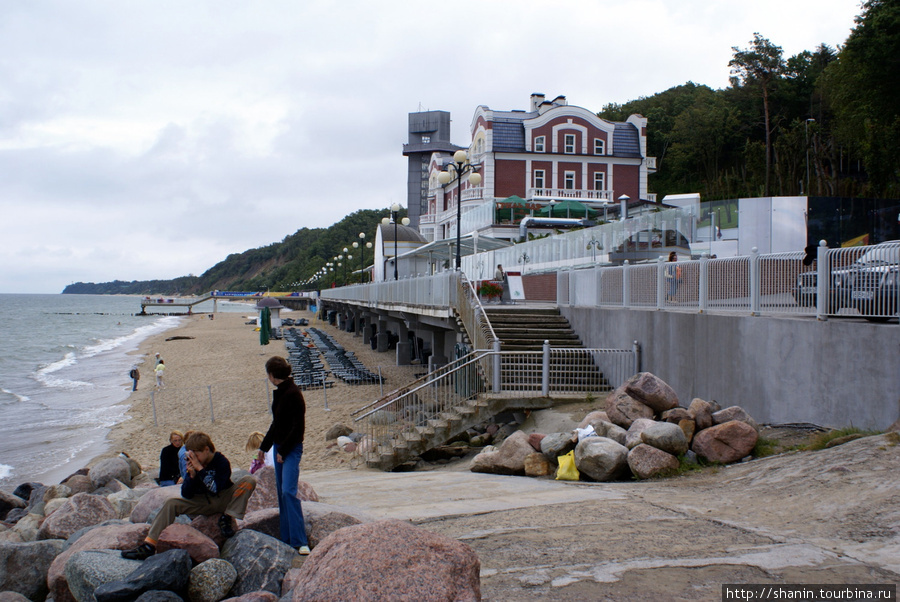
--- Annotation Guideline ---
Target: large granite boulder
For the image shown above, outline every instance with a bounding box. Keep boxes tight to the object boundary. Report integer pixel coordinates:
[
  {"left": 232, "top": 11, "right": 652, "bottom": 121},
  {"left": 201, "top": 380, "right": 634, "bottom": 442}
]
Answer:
[
  {"left": 48, "top": 522, "right": 149, "bottom": 602},
  {"left": 63, "top": 550, "right": 139, "bottom": 602},
  {"left": 577, "top": 410, "right": 610, "bottom": 428},
  {"left": 539, "top": 432, "right": 576, "bottom": 464},
  {"left": 38, "top": 493, "right": 117, "bottom": 541},
  {"left": 290, "top": 519, "right": 480, "bottom": 602},
  {"left": 62, "top": 474, "right": 95, "bottom": 496},
  {"left": 188, "top": 558, "right": 238, "bottom": 602},
  {"left": 245, "top": 466, "right": 318, "bottom": 515},
  {"left": 0, "top": 539, "right": 67, "bottom": 601},
  {"left": 591, "top": 420, "right": 628, "bottom": 446},
  {"left": 605, "top": 388, "right": 655, "bottom": 429},
  {"left": 623, "top": 372, "right": 679, "bottom": 413},
  {"left": 692, "top": 420, "right": 759, "bottom": 464},
  {"left": 574, "top": 437, "right": 629, "bottom": 482},
  {"left": 0, "top": 490, "right": 27, "bottom": 521},
  {"left": 640, "top": 422, "right": 689, "bottom": 456},
  {"left": 688, "top": 398, "right": 714, "bottom": 431},
  {"left": 627, "top": 444, "right": 680, "bottom": 479},
  {"left": 303, "top": 501, "right": 374, "bottom": 548},
  {"left": 89, "top": 457, "right": 133, "bottom": 489},
  {"left": 220, "top": 529, "right": 295, "bottom": 597},
  {"left": 107, "top": 489, "right": 142, "bottom": 520},
  {"left": 524, "top": 452, "right": 553, "bottom": 477},
  {"left": 712, "top": 406, "right": 759, "bottom": 432},
  {"left": 129, "top": 485, "right": 182, "bottom": 524},
  {"left": 94, "top": 549, "right": 192, "bottom": 602},
  {"left": 469, "top": 430, "right": 534, "bottom": 475},
  {"left": 156, "top": 523, "right": 219, "bottom": 564}
]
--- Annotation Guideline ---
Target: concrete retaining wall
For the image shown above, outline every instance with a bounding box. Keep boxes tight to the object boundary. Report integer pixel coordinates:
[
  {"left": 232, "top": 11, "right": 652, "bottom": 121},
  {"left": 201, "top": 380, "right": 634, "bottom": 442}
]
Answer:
[{"left": 561, "top": 307, "right": 899, "bottom": 430}]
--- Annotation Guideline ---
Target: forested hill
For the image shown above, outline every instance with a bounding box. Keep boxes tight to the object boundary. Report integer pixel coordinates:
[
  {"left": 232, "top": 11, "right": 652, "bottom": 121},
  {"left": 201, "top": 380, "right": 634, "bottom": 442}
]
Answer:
[{"left": 62, "top": 208, "right": 392, "bottom": 295}]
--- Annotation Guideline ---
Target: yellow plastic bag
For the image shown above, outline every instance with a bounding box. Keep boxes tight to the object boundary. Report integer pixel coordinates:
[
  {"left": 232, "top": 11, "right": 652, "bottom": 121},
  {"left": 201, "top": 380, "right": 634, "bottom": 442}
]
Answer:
[{"left": 556, "top": 450, "right": 580, "bottom": 481}]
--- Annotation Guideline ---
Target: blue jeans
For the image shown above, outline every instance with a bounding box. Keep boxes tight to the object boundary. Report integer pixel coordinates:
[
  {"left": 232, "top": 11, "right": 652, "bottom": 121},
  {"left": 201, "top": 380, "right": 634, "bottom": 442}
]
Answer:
[{"left": 273, "top": 443, "right": 308, "bottom": 548}]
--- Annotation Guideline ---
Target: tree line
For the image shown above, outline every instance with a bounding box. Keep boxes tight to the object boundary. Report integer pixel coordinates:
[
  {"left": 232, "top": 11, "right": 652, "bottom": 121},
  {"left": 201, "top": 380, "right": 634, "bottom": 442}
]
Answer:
[{"left": 599, "top": 0, "right": 898, "bottom": 200}]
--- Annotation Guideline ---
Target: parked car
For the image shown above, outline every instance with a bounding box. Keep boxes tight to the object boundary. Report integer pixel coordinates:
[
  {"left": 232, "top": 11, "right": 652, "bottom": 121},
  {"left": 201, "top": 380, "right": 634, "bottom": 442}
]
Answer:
[{"left": 793, "top": 241, "right": 899, "bottom": 321}]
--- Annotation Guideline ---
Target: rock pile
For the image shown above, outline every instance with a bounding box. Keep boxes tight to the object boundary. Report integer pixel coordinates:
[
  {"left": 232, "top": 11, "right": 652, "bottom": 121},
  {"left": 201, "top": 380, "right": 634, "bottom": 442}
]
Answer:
[
  {"left": 0, "top": 456, "right": 480, "bottom": 601},
  {"left": 470, "top": 371, "right": 761, "bottom": 481}
]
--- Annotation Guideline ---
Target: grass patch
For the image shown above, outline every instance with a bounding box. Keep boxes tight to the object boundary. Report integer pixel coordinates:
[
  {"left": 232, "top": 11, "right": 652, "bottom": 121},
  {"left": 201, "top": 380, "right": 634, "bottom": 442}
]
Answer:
[
  {"left": 802, "top": 426, "right": 882, "bottom": 451},
  {"left": 752, "top": 436, "right": 781, "bottom": 458}
]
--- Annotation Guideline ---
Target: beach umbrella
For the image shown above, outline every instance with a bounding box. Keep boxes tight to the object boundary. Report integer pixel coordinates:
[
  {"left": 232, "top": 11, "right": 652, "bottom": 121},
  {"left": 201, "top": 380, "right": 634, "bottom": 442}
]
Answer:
[
  {"left": 538, "top": 199, "right": 598, "bottom": 219},
  {"left": 259, "top": 306, "right": 271, "bottom": 345}
]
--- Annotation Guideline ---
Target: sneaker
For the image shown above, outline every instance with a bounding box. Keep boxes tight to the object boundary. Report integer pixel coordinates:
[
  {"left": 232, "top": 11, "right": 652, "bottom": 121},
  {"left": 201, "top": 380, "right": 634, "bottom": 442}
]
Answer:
[
  {"left": 218, "top": 514, "right": 236, "bottom": 538},
  {"left": 296, "top": 545, "right": 310, "bottom": 555},
  {"left": 122, "top": 543, "right": 155, "bottom": 560}
]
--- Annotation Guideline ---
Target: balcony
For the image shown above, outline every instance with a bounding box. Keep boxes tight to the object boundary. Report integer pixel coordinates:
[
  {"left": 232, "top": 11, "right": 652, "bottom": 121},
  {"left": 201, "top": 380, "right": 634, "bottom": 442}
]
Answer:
[{"left": 527, "top": 188, "right": 613, "bottom": 203}]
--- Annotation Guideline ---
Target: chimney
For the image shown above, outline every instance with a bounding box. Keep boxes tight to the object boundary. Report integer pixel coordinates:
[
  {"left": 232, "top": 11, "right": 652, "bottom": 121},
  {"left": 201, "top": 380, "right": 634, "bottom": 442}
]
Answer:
[{"left": 530, "top": 93, "right": 545, "bottom": 112}]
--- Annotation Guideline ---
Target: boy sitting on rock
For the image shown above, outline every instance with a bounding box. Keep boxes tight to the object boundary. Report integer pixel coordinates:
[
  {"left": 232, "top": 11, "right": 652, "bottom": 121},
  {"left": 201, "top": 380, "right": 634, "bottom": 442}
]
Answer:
[{"left": 122, "top": 431, "right": 257, "bottom": 560}]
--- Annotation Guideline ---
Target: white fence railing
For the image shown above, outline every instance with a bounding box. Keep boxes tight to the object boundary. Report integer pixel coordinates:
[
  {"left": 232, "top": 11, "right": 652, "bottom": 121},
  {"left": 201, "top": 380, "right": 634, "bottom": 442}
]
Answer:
[{"left": 558, "top": 241, "right": 899, "bottom": 321}]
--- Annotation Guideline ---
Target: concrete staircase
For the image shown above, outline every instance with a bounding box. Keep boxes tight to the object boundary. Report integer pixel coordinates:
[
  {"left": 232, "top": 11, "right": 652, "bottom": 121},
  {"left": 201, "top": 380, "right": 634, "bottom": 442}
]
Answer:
[{"left": 482, "top": 306, "right": 583, "bottom": 351}]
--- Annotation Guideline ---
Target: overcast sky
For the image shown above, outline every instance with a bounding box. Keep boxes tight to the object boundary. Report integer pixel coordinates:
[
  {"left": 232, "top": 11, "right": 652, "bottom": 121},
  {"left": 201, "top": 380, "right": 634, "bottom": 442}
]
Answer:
[{"left": 0, "top": 0, "right": 861, "bottom": 294}]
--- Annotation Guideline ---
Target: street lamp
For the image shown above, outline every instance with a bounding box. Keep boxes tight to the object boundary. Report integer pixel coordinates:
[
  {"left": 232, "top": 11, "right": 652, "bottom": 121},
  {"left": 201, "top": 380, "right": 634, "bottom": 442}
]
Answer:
[
  {"left": 382, "top": 203, "right": 410, "bottom": 280},
  {"left": 438, "top": 149, "right": 482, "bottom": 270},
  {"left": 353, "top": 232, "right": 373, "bottom": 283},
  {"left": 805, "top": 118, "right": 815, "bottom": 196},
  {"left": 587, "top": 236, "right": 602, "bottom": 262}
]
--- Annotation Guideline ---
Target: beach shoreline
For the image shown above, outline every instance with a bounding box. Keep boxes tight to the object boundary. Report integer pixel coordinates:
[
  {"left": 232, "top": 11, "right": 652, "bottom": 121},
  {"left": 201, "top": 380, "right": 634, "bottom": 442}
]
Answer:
[{"left": 100, "top": 310, "right": 422, "bottom": 479}]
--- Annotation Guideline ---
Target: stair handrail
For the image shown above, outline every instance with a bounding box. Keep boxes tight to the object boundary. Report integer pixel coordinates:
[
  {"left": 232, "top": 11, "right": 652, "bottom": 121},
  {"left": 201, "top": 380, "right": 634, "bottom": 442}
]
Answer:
[{"left": 456, "top": 273, "right": 499, "bottom": 352}]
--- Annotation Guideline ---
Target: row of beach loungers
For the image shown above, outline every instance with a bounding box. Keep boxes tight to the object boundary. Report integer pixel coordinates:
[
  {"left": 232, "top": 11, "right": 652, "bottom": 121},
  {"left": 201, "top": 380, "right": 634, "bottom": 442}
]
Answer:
[
  {"left": 306, "top": 328, "right": 385, "bottom": 385},
  {"left": 283, "top": 328, "right": 334, "bottom": 390}
]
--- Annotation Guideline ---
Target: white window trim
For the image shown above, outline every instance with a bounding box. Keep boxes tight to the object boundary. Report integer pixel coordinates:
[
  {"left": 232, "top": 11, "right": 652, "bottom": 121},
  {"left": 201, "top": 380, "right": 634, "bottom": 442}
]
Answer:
[
  {"left": 564, "top": 170, "right": 576, "bottom": 189},
  {"left": 534, "top": 136, "right": 545, "bottom": 152},
  {"left": 593, "top": 171, "right": 605, "bottom": 190},
  {"left": 594, "top": 138, "right": 605, "bottom": 155},
  {"left": 534, "top": 169, "right": 545, "bottom": 189},
  {"left": 564, "top": 134, "right": 576, "bottom": 154}
]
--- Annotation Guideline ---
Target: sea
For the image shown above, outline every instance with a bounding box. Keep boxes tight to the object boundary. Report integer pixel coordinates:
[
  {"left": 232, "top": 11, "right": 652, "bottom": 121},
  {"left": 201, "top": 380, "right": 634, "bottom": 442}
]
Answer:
[{"left": 0, "top": 294, "right": 251, "bottom": 492}]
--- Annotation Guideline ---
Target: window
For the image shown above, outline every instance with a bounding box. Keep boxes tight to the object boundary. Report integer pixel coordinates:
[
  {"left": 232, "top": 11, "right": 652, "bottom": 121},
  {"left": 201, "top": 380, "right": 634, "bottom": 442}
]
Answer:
[
  {"left": 421, "top": 135, "right": 430, "bottom": 143},
  {"left": 534, "top": 170, "right": 545, "bottom": 189},
  {"left": 564, "top": 134, "right": 576, "bottom": 154},
  {"left": 534, "top": 136, "right": 545, "bottom": 152},
  {"left": 564, "top": 171, "right": 576, "bottom": 190},
  {"left": 594, "top": 138, "right": 605, "bottom": 155},
  {"left": 593, "top": 171, "right": 605, "bottom": 190}
]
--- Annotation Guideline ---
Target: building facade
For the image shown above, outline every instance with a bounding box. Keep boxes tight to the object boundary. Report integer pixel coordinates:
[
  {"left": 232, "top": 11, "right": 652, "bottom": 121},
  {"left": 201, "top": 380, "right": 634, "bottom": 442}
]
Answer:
[{"left": 417, "top": 94, "right": 656, "bottom": 244}]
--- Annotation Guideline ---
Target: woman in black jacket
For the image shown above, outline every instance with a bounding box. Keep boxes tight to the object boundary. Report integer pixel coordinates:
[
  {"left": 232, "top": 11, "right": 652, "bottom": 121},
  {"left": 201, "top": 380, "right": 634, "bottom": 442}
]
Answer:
[
  {"left": 258, "top": 356, "right": 310, "bottom": 554},
  {"left": 157, "top": 430, "right": 183, "bottom": 486}
]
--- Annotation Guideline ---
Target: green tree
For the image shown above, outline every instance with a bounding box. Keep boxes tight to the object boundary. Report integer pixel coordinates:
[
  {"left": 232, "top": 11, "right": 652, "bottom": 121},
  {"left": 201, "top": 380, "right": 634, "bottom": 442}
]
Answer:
[{"left": 729, "top": 33, "right": 786, "bottom": 196}]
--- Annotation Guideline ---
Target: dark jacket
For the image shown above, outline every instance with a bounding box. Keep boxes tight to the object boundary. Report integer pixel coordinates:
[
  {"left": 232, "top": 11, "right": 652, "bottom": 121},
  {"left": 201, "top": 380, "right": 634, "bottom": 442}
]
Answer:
[
  {"left": 260, "top": 377, "right": 306, "bottom": 457},
  {"left": 158, "top": 444, "right": 181, "bottom": 483},
  {"left": 181, "top": 451, "right": 233, "bottom": 499}
]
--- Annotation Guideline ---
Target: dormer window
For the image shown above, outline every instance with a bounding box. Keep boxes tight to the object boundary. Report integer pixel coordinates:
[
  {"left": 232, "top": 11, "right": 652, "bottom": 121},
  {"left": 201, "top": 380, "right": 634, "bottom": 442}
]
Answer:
[
  {"left": 594, "top": 138, "right": 605, "bottom": 155},
  {"left": 534, "top": 136, "right": 545, "bottom": 152},
  {"left": 564, "top": 134, "right": 576, "bottom": 154}
]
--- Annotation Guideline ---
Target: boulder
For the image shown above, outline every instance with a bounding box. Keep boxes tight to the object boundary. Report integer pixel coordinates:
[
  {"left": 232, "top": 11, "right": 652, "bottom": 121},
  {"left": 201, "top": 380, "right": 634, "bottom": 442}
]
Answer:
[
  {"left": 246, "top": 467, "right": 318, "bottom": 515},
  {"left": 42, "top": 484, "right": 73, "bottom": 504},
  {"left": 48, "top": 522, "right": 149, "bottom": 602},
  {"left": 605, "top": 388, "right": 654, "bottom": 429},
  {"left": 89, "top": 457, "right": 133, "bottom": 489},
  {"left": 188, "top": 558, "right": 238, "bottom": 602},
  {"left": 240, "top": 507, "right": 282, "bottom": 541},
  {"left": 539, "top": 432, "right": 576, "bottom": 464},
  {"left": 688, "top": 398, "right": 714, "bottom": 431},
  {"left": 661, "top": 407, "right": 692, "bottom": 423},
  {"left": 229, "top": 593, "right": 278, "bottom": 602},
  {"left": 134, "top": 592, "right": 184, "bottom": 602},
  {"left": 469, "top": 430, "right": 533, "bottom": 475},
  {"left": 577, "top": 410, "right": 610, "bottom": 429},
  {"left": 0, "top": 539, "right": 67, "bottom": 601},
  {"left": 107, "top": 489, "right": 142, "bottom": 520},
  {"left": 0, "top": 489, "right": 27, "bottom": 520},
  {"left": 692, "top": 420, "right": 759, "bottom": 464},
  {"left": 156, "top": 523, "right": 219, "bottom": 564},
  {"left": 38, "top": 493, "right": 117, "bottom": 541},
  {"left": 45, "top": 498, "right": 68, "bottom": 517},
  {"left": 281, "top": 567, "right": 304, "bottom": 598},
  {"left": 64, "top": 550, "right": 139, "bottom": 602},
  {"left": 625, "top": 418, "right": 657, "bottom": 449},
  {"left": 523, "top": 452, "right": 552, "bottom": 477},
  {"left": 0, "top": 592, "right": 30, "bottom": 601},
  {"left": 526, "top": 433, "right": 545, "bottom": 452},
  {"left": 574, "top": 437, "right": 629, "bottom": 482},
  {"left": 640, "top": 422, "right": 689, "bottom": 456},
  {"left": 129, "top": 485, "right": 182, "bottom": 524},
  {"left": 324, "top": 423, "right": 353, "bottom": 441},
  {"left": 679, "top": 419, "right": 696, "bottom": 444},
  {"left": 10, "top": 513, "right": 42, "bottom": 542},
  {"left": 627, "top": 444, "right": 680, "bottom": 479},
  {"left": 712, "top": 406, "right": 759, "bottom": 432},
  {"left": 62, "top": 474, "right": 95, "bottom": 496},
  {"left": 291, "top": 519, "right": 480, "bottom": 602},
  {"left": 623, "top": 372, "right": 679, "bottom": 413},
  {"left": 591, "top": 420, "right": 628, "bottom": 446},
  {"left": 220, "top": 529, "right": 295, "bottom": 597},
  {"left": 94, "top": 549, "right": 192, "bottom": 602},
  {"left": 303, "top": 502, "right": 373, "bottom": 548}
]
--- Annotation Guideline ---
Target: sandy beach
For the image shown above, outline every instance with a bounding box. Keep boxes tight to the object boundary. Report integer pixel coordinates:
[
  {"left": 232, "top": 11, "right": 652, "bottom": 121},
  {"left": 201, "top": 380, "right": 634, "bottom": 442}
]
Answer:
[{"left": 108, "top": 309, "right": 422, "bottom": 476}]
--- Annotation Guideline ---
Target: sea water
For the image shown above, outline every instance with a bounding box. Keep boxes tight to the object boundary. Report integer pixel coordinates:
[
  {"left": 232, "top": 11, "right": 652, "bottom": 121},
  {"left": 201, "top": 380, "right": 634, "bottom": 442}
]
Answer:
[{"left": 0, "top": 294, "right": 249, "bottom": 491}]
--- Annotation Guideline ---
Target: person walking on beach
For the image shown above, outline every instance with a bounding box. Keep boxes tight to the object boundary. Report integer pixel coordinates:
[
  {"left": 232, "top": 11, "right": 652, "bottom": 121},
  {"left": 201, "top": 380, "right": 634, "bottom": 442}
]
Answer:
[
  {"left": 157, "top": 431, "right": 183, "bottom": 486},
  {"left": 257, "top": 356, "right": 311, "bottom": 555},
  {"left": 154, "top": 359, "right": 165, "bottom": 389},
  {"left": 129, "top": 364, "right": 140, "bottom": 391},
  {"left": 121, "top": 431, "right": 257, "bottom": 561},
  {"left": 155, "top": 352, "right": 162, "bottom": 366}
]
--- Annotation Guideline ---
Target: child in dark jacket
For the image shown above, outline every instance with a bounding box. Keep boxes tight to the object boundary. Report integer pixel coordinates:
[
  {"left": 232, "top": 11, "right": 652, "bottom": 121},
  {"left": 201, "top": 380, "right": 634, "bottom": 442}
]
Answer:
[{"left": 122, "top": 431, "right": 257, "bottom": 560}]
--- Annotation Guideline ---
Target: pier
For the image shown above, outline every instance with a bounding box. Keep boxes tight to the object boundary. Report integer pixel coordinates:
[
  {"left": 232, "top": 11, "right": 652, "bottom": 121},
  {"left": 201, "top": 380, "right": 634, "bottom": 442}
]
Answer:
[{"left": 139, "top": 291, "right": 315, "bottom": 314}]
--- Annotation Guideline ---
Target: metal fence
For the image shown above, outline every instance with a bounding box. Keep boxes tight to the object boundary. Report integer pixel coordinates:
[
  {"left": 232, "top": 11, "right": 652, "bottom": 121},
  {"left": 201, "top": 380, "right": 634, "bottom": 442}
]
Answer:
[
  {"left": 559, "top": 241, "right": 899, "bottom": 321},
  {"left": 148, "top": 379, "right": 271, "bottom": 427}
]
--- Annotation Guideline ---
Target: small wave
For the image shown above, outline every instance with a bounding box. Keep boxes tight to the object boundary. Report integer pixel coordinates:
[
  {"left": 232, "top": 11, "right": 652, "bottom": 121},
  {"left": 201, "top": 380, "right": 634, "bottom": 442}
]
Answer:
[
  {"left": 0, "top": 463, "right": 10, "bottom": 480},
  {"left": 0, "top": 387, "right": 29, "bottom": 403},
  {"left": 82, "top": 316, "right": 182, "bottom": 358},
  {"left": 38, "top": 351, "right": 77, "bottom": 375}
]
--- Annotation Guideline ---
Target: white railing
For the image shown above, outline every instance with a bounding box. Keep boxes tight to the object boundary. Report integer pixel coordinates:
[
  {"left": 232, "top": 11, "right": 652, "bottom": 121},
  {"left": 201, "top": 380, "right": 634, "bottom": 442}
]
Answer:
[
  {"left": 528, "top": 188, "right": 613, "bottom": 202},
  {"left": 558, "top": 241, "right": 899, "bottom": 321}
]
